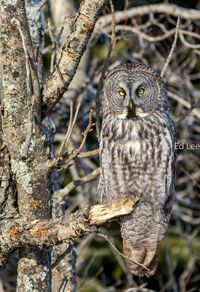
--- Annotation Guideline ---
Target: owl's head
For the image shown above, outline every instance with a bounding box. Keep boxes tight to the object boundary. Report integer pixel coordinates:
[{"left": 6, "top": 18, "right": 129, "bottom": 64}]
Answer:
[{"left": 103, "top": 63, "right": 167, "bottom": 119}]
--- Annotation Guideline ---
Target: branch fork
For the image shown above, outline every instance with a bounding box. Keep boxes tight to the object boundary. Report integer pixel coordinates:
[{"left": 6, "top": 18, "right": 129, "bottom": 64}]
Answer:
[{"left": 0, "top": 196, "right": 138, "bottom": 267}]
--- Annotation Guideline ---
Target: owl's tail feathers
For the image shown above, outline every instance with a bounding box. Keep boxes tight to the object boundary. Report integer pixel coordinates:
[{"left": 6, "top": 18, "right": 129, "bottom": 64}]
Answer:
[{"left": 122, "top": 239, "right": 158, "bottom": 277}]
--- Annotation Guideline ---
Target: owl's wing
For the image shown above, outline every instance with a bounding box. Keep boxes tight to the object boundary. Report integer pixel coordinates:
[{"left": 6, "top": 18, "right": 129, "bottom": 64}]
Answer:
[
  {"left": 96, "top": 138, "right": 114, "bottom": 204},
  {"left": 162, "top": 119, "right": 176, "bottom": 218}
]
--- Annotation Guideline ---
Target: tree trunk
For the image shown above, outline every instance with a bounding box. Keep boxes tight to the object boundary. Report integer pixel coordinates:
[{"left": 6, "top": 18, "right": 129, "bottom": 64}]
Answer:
[
  {"left": 1, "top": 0, "right": 52, "bottom": 290},
  {"left": 0, "top": 0, "right": 109, "bottom": 290}
]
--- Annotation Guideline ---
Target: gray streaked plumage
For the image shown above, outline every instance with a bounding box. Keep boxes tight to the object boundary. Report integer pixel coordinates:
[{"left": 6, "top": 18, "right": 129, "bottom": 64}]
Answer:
[{"left": 96, "top": 63, "right": 176, "bottom": 276}]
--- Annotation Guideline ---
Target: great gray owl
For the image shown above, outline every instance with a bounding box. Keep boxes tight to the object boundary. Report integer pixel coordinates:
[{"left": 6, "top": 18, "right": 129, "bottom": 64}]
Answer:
[{"left": 96, "top": 63, "right": 176, "bottom": 276}]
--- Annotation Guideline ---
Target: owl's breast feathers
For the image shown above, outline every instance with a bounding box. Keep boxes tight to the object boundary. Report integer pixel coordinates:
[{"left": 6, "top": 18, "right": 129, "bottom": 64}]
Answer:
[
  {"left": 99, "top": 111, "right": 175, "bottom": 200},
  {"left": 97, "top": 111, "right": 176, "bottom": 276}
]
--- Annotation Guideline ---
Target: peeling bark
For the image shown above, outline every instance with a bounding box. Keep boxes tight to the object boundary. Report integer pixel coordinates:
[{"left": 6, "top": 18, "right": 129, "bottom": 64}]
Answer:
[{"left": 0, "top": 196, "right": 136, "bottom": 261}]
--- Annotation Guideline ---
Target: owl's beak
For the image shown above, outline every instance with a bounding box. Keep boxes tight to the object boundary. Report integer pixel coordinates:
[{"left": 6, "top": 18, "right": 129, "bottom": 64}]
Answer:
[
  {"left": 128, "top": 101, "right": 137, "bottom": 116},
  {"left": 128, "top": 102, "right": 149, "bottom": 118},
  {"left": 128, "top": 101, "right": 136, "bottom": 110}
]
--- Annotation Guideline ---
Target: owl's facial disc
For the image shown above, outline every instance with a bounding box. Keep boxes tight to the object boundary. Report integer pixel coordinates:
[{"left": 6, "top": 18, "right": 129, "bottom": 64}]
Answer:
[{"left": 106, "top": 70, "right": 160, "bottom": 119}]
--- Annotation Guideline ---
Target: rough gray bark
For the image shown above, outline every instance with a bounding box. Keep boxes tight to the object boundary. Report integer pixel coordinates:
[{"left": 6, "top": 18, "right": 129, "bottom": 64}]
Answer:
[
  {"left": 43, "top": 0, "right": 109, "bottom": 115},
  {"left": 50, "top": 0, "right": 88, "bottom": 102},
  {"left": 1, "top": 0, "right": 51, "bottom": 290},
  {"left": 0, "top": 0, "right": 109, "bottom": 290}
]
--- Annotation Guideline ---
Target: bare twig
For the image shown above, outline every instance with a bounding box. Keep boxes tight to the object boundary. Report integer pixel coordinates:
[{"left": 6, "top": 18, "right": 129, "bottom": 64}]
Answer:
[
  {"left": 39, "top": 0, "right": 48, "bottom": 10},
  {"left": 48, "top": 18, "right": 57, "bottom": 73},
  {"left": 113, "top": 25, "right": 176, "bottom": 42},
  {"left": 179, "top": 255, "right": 197, "bottom": 292},
  {"left": 54, "top": 167, "right": 100, "bottom": 198},
  {"left": 10, "top": 18, "right": 32, "bottom": 97},
  {"left": 176, "top": 103, "right": 200, "bottom": 126},
  {"left": 179, "top": 30, "right": 200, "bottom": 49},
  {"left": 49, "top": 102, "right": 81, "bottom": 168},
  {"left": 168, "top": 91, "right": 200, "bottom": 120},
  {"left": 53, "top": 109, "right": 95, "bottom": 171},
  {"left": 57, "top": 102, "right": 78, "bottom": 157},
  {"left": 78, "top": 149, "right": 99, "bottom": 159},
  {"left": 77, "top": 110, "right": 94, "bottom": 151},
  {"left": 161, "top": 16, "right": 180, "bottom": 78},
  {"left": 98, "top": 232, "right": 149, "bottom": 272},
  {"left": 95, "top": 0, "right": 115, "bottom": 139},
  {"left": 164, "top": 239, "right": 179, "bottom": 292},
  {"left": 96, "top": 3, "right": 200, "bottom": 32}
]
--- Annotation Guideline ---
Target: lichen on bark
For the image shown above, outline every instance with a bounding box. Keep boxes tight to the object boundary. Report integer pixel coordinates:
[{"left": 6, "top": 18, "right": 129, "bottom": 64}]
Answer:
[
  {"left": 0, "top": 0, "right": 109, "bottom": 290},
  {"left": 1, "top": 0, "right": 52, "bottom": 290}
]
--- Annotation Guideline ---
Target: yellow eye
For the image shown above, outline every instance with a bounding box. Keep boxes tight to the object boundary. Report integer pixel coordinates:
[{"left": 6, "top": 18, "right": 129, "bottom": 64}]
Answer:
[
  {"left": 118, "top": 89, "right": 126, "bottom": 97},
  {"left": 137, "top": 86, "right": 145, "bottom": 97}
]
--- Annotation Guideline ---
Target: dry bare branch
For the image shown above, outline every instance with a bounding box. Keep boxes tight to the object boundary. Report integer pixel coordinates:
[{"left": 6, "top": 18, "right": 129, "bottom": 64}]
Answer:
[
  {"left": 95, "top": 0, "right": 116, "bottom": 139},
  {"left": 54, "top": 167, "right": 100, "bottom": 198},
  {"left": 96, "top": 3, "right": 200, "bottom": 32},
  {"left": 113, "top": 25, "right": 176, "bottom": 42},
  {"left": 161, "top": 16, "right": 180, "bottom": 78},
  {"left": 98, "top": 233, "right": 149, "bottom": 271},
  {"left": 43, "top": 0, "right": 109, "bottom": 115},
  {"left": 0, "top": 196, "right": 137, "bottom": 266}
]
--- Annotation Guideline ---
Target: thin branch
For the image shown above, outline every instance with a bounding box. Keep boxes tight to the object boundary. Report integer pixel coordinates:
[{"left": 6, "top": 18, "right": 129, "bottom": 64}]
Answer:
[
  {"left": 179, "top": 30, "right": 200, "bottom": 49},
  {"left": 180, "top": 29, "right": 200, "bottom": 40},
  {"left": 10, "top": 18, "right": 32, "bottom": 97},
  {"left": 48, "top": 18, "right": 57, "bottom": 73},
  {"left": 176, "top": 104, "right": 200, "bottom": 126},
  {"left": 78, "top": 149, "right": 99, "bottom": 159},
  {"left": 98, "top": 232, "right": 149, "bottom": 272},
  {"left": 52, "top": 109, "right": 95, "bottom": 171},
  {"left": 76, "top": 109, "right": 94, "bottom": 152},
  {"left": 96, "top": 3, "right": 200, "bottom": 32},
  {"left": 39, "top": 0, "right": 48, "bottom": 10},
  {"left": 179, "top": 255, "right": 197, "bottom": 292},
  {"left": 95, "top": 0, "right": 116, "bottom": 139},
  {"left": 49, "top": 102, "right": 81, "bottom": 168},
  {"left": 113, "top": 25, "right": 176, "bottom": 42},
  {"left": 168, "top": 91, "right": 200, "bottom": 120},
  {"left": 57, "top": 102, "right": 79, "bottom": 157},
  {"left": 55, "top": 167, "right": 100, "bottom": 198},
  {"left": 161, "top": 16, "right": 180, "bottom": 78}
]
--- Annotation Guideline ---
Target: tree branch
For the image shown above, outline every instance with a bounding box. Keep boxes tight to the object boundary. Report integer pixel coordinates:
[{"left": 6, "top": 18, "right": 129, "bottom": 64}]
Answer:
[
  {"left": 42, "top": 0, "right": 109, "bottom": 115},
  {"left": 161, "top": 16, "right": 180, "bottom": 78},
  {"left": 96, "top": 3, "right": 200, "bottom": 32},
  {"left": 0, "top": 196, "right": 138, "bottom": 267},
  {"left": 54, "top": 167, "right": 100, "bottom": 198}
]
